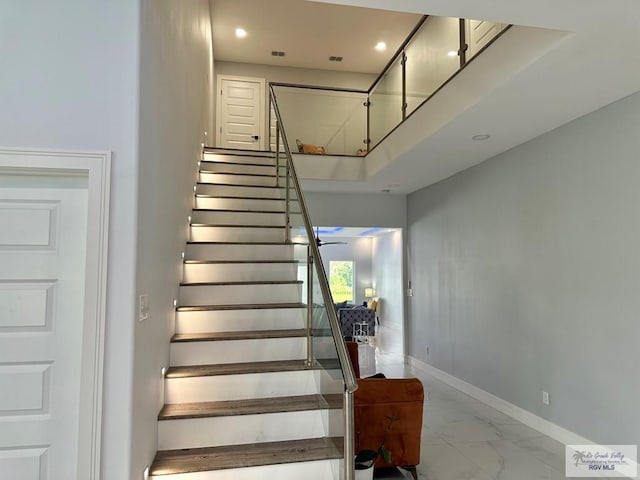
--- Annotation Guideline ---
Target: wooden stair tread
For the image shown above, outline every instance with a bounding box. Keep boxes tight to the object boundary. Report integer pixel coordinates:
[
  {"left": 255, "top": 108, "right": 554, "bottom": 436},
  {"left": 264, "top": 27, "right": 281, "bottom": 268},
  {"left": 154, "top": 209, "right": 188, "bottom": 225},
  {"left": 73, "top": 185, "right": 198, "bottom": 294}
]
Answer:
[
  {"left": 176, "top": 302, "right": 305, "bottom": 312},
  {"left": 187, "top": 240, "right": 292, "bottom": 245},
  {"left": 171, "top": 329, "right": 306, "bottom": 342},
  {"left": 190, "top": 223, "right": 285, "bottom": 228},
  {"left": 195, "top": 194, "right": 296, "bottom": 201},
  {"left": 204, "top": 147, "right": 274, "bottom": 155},
  {"left": 159, "top": 394, "right": 342, "bottom": 420},
  {"left": 150, "top": 437, "right": 343, "bottom": 475},
  {"left": 197, "top": 181, "right": 283, "bottom": 189},
  {"left": 200, "top": 160, "right": 280, "bottom": 168},
  {"left": 180, "top": 279, "right": 303, "bottom": 286},
  {"left": 184, "top": 259, "right": 299, "bottom": 264},
  {"left": 192, "top": 208, "right": 285, "bottom": 214},
  {"left": 199, "top": 170, "right": 277, "bottom": 178},
  {"left": 166, "top": 359, "right": 318, "bottom": 378}
]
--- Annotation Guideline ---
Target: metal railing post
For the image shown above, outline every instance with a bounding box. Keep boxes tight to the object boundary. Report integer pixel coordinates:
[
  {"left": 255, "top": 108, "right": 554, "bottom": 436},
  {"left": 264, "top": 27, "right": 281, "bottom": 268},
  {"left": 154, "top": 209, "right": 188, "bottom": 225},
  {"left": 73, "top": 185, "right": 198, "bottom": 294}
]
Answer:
[
  {"left": 344, "top": 391, "right": 355, "bottom": 480},
  {"left": 459, "top": 18, "right": 467, "bottom": 67},
  {"left": 285, "top": 150, "right": 291, "bottom": 243},
  {"left": 275, "top": 124, "right": 280, "bottom": 187},
  {"left": 401, "top": 52, "right": 407, "bottom": 121},
  {"left": 306, "top": 245, "right": 314, "bottom": 367}
]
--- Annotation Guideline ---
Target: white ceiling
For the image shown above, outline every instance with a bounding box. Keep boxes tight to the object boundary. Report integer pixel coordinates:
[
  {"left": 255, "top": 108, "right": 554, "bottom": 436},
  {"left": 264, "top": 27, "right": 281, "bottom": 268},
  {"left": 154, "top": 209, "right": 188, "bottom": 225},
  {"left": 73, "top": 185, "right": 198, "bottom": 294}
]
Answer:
[
  {"left": 212, "top": 0, "right": 640, "bottom": 194},
  {"left": 210, "top": 0, "right": 422, "bottom": 74}
]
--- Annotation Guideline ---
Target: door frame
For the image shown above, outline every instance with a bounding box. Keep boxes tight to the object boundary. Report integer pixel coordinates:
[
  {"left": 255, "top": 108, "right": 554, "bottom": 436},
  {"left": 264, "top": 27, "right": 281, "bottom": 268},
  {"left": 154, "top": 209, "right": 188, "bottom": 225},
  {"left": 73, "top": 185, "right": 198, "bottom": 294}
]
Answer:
[
  {"left": 0, "top": 148, "right": 110, "bottom": 480},
  {"left": 216, "top": 74, "right": 266, "bottom": 150}
]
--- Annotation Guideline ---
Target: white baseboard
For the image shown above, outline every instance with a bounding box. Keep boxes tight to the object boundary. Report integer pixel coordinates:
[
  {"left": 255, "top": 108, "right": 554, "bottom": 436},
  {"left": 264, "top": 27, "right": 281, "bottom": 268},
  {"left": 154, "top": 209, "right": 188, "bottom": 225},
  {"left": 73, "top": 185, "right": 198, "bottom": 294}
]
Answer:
[{"left": 407, "top": 356, "right": 593, "bottom": 446}]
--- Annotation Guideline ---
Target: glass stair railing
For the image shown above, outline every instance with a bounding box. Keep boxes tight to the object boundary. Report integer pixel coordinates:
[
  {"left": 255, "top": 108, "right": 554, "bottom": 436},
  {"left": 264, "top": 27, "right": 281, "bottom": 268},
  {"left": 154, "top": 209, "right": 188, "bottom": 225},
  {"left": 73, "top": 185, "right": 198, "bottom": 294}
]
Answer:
[{"left": 270, "top": 85, "right": 358, "bottom": 480}]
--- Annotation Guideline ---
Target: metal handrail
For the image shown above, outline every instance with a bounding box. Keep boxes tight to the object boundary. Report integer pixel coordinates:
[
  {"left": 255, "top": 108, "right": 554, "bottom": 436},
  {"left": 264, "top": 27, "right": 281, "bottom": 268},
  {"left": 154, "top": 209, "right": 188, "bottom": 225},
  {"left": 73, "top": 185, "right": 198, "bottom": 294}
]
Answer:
[
  {"left": 270, "top": 81, "right": 368, "bottom": 95},
  {"left": 367, "top": 15, "right": 428, "bottom": 94},
  {"left": 269, "top": 84, "right": 358, "bottom": 393}
]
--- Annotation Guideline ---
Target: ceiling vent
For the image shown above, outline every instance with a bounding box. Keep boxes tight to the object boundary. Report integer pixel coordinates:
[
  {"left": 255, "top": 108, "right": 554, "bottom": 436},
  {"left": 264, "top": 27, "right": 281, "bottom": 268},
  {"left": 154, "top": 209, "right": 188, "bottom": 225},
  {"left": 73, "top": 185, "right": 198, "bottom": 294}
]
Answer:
[
  {"left": 271, "top": 51, "right": 286, "bottom": 57},
  {"left": 329, "top": 56, "right": 343, "bottom": 62}
]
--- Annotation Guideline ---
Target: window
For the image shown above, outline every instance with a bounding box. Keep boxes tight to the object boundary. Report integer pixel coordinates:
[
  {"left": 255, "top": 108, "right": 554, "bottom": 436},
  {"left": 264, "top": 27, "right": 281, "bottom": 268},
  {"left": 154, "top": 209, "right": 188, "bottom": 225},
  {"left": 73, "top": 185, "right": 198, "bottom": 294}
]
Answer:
[{"left": 329, "top": 260, "right": 354, "bottom": 303}]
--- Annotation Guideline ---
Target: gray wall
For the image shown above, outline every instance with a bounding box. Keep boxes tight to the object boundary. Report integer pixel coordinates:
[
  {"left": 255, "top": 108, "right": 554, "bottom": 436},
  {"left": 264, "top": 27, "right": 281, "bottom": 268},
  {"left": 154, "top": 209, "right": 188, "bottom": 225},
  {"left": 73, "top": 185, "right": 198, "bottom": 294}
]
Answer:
[
  {"left": 372, "top": 230, "right": 404, "bottom": 330},
  {"left": 305, "top": 191, "right": 407, "bottom": 229},
  {"left": 407, "top": 91, "right": 640, "bottom": 444},
  {"left": 133, "top": 1, "right": 214, "bottom": 477},
  {"left": 319, "top": 237, "right": 373, "bottom": 305},
  {"left": 214, "top": 61, "right": 375, "bottom": 91}
]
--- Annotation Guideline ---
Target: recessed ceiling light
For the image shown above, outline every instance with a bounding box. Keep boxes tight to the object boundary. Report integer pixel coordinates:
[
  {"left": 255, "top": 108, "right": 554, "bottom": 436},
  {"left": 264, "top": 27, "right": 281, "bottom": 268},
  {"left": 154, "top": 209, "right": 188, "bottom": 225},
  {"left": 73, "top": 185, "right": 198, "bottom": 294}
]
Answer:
[
  {"left": 472, "top": 134, "right": 491, "bottom": 141},
  {"left": 447, "top": 50, "right": 458, "bottom": 57},
  {"left": 375, "top": 41, "right": 387, "bottom": 51},
  {"left": 235, "top": 28, "right": 247, "bottom": 38}
]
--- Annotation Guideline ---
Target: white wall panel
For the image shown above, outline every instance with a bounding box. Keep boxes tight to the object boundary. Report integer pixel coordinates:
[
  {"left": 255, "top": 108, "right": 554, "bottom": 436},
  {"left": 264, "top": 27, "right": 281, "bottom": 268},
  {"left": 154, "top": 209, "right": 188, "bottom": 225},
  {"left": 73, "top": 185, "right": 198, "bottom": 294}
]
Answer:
[
  {"left": 0, "top": 363, "right": 51, "bottom": 415},
  {"left": 0, "top": 282, "right": 54, "bottom": 331},
  {"left": 0, "top": 1, "right": 139, "bottom": 477},
  {"left": 0, "top": 202, "right": 57, "bottom": 248},
  {"left": 0, "top": 447, "right": 48, "bottom": 480}
]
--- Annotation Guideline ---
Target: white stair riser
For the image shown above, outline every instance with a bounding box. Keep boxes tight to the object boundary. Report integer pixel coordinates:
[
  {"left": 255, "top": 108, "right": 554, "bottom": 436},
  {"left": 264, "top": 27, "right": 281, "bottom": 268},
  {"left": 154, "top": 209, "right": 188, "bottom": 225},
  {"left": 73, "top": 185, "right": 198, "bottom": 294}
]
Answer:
[
  {"left": 183, "top": 263, "right": 297, "bottom": 283},
  {"left": 165, "top": 370, "right": 318, "bottom": 403},
  {"left": 175, "top": 308, "right": 306, "bottom": 334},
  {"left": 201, "top": 162, "right": 276, "bottom": 176},
  {"left": 150, "top": 459, "right": 341, "bottom": 480},
  {"left": 203, "top": 153, "right": 275, "bottom": 165},
  {"left": 312, "top": 337, "right": 344, "bottom": 360},
  {"left": 158, "top": 409, "right": 342, "bottom": 450},
  {"left": 196, "top": 183, "right": 285, "bottom": 198},
  {"left": 170, "top": 337, "right": 306, "bottom": 365},
  {"left": 185, "top": 243, "right": 303, "bottom": 261},
  {"left": 179, "top": 283, "right": 301, "bottom": 305},
  {"left": 200, "top": 173, "right": 276, "bottom": 186},
  {"left": 195, "top": 196, "right": 285, "bottom": 212},
  {"left": 192, "top": 210, "right": 285, "bottom": 226},
  {"left": 190, "top": 226, "right": 284, "bottom": 242},
  {"left": 314, "top": 369, "right": 345, "bottom": 396},
  {"left": 323, "top": 405, "right": 346, "bottom": 440}
]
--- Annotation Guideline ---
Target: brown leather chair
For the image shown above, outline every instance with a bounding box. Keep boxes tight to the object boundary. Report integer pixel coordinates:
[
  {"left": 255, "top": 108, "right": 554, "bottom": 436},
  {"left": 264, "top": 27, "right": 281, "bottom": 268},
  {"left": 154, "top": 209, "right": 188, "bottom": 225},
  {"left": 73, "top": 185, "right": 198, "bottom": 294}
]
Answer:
[{"left": 346, "top": 342, "right": 424, "bottom": 479}]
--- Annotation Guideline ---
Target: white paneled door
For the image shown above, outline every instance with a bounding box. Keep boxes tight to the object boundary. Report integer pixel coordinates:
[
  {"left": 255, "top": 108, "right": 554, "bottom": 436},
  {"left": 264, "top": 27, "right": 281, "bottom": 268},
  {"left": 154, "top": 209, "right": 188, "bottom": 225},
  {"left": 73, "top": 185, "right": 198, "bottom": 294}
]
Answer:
[
  {"left": 217, "top": 76, "right": 265, "bottom": 151},
  {"left": 465, "top": 19, "right": 506, "bottom": 59},
  {"left": 0, "top": 181, "right": 88, "bottom": 479}
]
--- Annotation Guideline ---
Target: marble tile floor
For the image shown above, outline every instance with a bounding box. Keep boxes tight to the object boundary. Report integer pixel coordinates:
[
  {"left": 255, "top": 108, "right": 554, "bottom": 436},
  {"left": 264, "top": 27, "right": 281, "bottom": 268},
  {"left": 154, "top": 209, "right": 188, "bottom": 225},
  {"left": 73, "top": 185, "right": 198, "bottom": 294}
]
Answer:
[{"left": 356, "top": 343, "right": 602, "bottom": 480}]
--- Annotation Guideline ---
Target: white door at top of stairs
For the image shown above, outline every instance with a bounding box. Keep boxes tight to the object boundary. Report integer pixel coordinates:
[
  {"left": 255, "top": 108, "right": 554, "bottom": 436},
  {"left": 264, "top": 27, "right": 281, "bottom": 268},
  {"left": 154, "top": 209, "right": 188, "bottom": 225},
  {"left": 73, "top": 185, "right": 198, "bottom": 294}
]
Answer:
[{"left": 217, "top": 75, "right": 265, "bottom": 151}]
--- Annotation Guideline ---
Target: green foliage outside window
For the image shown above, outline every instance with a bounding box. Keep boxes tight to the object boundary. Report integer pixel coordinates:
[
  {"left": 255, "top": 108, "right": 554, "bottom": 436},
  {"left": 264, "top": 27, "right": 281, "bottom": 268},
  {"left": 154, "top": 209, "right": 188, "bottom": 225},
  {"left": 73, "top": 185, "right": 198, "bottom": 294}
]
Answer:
[{"left": 329, "top": 261, "right": 354, "bottom": 302}]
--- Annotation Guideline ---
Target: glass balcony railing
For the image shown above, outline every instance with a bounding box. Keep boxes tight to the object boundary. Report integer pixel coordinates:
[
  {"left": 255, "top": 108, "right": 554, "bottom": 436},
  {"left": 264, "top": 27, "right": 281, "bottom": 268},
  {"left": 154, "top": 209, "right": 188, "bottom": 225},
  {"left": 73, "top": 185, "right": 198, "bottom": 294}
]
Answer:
[
  {"left": 369, "top": 56, "right": 403, "bottom": 149},
  {"left": 270, "top": 15, "right": 508, "bottom": 156},
  {"left": 270, "top": 84, "right": 368, "bottom": 156},
  {"left": 404, "top": 15, "right": 461, "bottom": 116}
]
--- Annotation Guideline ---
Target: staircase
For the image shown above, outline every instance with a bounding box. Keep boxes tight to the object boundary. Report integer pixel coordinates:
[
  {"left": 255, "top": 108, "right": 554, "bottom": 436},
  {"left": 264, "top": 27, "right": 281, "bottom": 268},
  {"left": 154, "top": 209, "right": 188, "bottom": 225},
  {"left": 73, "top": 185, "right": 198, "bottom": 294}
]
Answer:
[{"left": 149, "top": 149, "right": 346, "bottom": 480}]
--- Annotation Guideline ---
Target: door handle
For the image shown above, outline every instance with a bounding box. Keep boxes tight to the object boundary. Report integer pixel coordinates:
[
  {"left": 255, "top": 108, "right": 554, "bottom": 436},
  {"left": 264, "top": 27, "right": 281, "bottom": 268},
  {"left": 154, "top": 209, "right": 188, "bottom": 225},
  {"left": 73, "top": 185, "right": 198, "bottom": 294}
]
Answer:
[{"left": 252, "top": 135, "right": 259, "bottom": 141}]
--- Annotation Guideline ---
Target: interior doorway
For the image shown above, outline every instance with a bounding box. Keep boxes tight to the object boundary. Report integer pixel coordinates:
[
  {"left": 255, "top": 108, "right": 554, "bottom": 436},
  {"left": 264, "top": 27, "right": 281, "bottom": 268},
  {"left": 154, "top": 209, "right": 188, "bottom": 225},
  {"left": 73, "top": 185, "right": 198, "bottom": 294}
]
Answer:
[
  {"left": 300, "top": 226, "right": 405, "bottom": 358},
  {"left": 216, "top": 75, "right": 266, "bottom": 151},
  {"left": 0, "top": 149, "right": 110, "bottom": 480}
]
